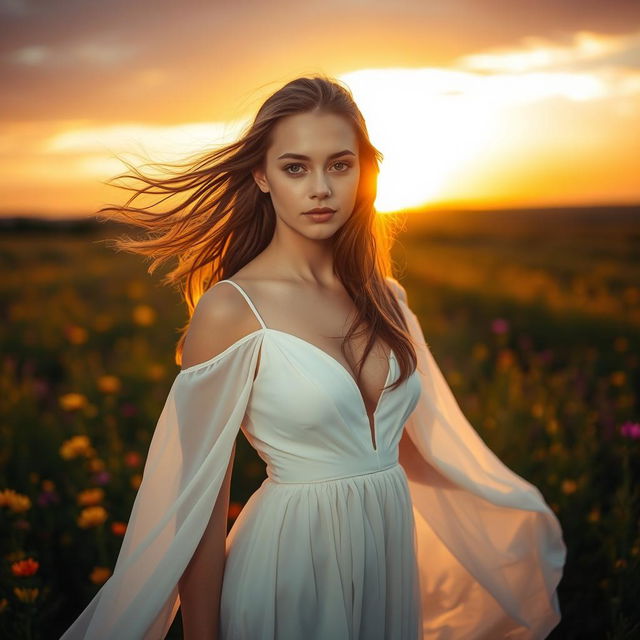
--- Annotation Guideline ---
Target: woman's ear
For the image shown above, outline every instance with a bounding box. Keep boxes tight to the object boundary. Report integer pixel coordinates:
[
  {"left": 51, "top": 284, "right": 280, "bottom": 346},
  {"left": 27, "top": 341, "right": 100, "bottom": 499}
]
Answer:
[{"left": 252, "top": 166, "right": 270, "bottom": 193}]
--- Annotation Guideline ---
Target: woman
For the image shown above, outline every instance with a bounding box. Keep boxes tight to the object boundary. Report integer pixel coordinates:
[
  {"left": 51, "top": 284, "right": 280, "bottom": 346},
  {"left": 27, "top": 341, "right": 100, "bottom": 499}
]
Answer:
[{"left": 60, "top": 75, "right": 565, "bottom": 639}]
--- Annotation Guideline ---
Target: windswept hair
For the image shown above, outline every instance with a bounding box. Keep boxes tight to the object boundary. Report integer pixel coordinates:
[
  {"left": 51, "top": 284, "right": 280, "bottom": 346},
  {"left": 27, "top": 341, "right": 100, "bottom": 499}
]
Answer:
[{"left": 96, "top": 73, "right": 417, "bottom": 391}]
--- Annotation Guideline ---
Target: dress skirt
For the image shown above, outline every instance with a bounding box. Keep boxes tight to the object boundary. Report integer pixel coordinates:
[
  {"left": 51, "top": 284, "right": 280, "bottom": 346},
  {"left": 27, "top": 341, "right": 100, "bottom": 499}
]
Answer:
[{"left": 220, "top": 463, "right": 422, "bottom": 640}]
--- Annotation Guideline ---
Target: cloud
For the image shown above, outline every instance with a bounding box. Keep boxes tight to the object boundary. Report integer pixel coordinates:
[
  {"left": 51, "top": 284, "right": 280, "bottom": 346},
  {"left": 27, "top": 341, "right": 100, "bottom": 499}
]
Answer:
[
  {"left": 4, "top": 39, "right": 138, "bottom": 67},
  {"left": 456, "top": 29, "right": 640, "bottom": 73}
]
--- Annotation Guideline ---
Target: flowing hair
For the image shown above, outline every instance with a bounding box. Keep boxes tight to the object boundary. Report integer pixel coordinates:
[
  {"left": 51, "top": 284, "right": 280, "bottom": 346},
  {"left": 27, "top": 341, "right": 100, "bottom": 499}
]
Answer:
[{"left": 95, "top": 73, "right": 417, "bottom": 391}]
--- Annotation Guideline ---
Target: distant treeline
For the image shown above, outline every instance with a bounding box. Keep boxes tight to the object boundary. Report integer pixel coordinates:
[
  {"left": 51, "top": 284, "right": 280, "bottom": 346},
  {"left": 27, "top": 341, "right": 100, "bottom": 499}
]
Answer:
[
  {"left": 0, "top": 203, "right": 638, "bottom": 237},
  {"left": 0, "top": 216, "right": 124, "bottom": 235}
]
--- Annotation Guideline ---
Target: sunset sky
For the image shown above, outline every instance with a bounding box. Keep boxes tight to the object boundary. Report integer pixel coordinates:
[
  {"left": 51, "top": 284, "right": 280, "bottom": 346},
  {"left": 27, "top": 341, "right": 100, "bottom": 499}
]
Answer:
[{"left": 1, "top": 0, "right": 639, "bottom": 218}]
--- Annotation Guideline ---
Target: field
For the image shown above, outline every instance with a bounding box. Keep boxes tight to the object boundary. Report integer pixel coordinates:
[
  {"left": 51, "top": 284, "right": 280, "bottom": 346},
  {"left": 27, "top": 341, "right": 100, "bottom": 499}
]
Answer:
[{"left": 0, "top": 205, "right": 638, "bottom": 639}]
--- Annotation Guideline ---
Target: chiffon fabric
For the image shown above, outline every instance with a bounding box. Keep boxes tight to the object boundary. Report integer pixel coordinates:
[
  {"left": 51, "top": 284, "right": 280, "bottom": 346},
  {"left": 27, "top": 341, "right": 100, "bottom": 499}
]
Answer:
[{"left": 59, "top": 277, "right": 566, "bottom": 640}]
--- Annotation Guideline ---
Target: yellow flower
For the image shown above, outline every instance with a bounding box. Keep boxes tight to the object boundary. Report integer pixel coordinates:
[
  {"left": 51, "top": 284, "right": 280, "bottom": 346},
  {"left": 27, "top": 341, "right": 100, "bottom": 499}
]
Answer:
[
  {"left": 5, "top": 550, "right": 26, "bottom": 563},
  {"left": 531, "top": 403, "right": 544, "bottom": 419},
  {"left": 77, "top": 506, "right": 108, "bottom": 528},
  {"left": 146, "top": 364, "right": 166, "bottom": 381},
  {"left": 97, "top": 375, "right": 121, "bottom": 394},
  {"left": 132, "top": 304, "right": 156, "bottom": 326},
  {"left": 0, "top": 597, "right": 8, "bottom": 613},
  {"left": 41, "top": 479, "right": 56, "bottom": 492},
  {"left": 130, "top": 474, "right": 142, "bottom": 490},
  {"left": 59, "top": 435, "right": 92, "bottom": 460},
  {"left": 77, "top": 488, "right": 105, "bottom": 507},
  {"left": 89, "top": 566, "right": 112, "bottom": 585},
  {"left": 471, "top": 343, "right": 488, "bottom": 362},
  {"left": 0, "top": 489, "right": 32, "bottom": 513},
  {"left": 561, "top": 479, "right": 578, "bottom": 495},
  {"left": 59, "top": 393, "right": 88, "bottom": 412},
  {"left": 13, "top": 587, "right": 39, "bottom": 603},
  {"left": 66, "top": 325, "right": 88, "bottom": 345},
  {"left": 587, "top": 507, "right": 600, "bottom": 523},
  {"left": 610, "top": 371, "right": 626, "bottom": 386},
  {"left": 88, "top": 458, "right": 106, "bottom": 473},
  {"left": 497, "top": 349, "right": 516, "bottom": 371}
]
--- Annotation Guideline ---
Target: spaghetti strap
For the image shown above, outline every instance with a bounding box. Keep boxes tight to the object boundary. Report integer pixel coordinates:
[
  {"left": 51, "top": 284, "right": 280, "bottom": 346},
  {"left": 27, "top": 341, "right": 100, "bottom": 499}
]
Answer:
[{"left": 216, "top": 279, "right": 268, "bottom": 330}]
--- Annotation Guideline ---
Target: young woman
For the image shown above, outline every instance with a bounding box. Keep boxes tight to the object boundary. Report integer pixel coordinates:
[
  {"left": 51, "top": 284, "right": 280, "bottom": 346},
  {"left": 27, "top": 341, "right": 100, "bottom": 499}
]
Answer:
[{"left": 60, "top": 75, "right": 566, "bottom": 639}]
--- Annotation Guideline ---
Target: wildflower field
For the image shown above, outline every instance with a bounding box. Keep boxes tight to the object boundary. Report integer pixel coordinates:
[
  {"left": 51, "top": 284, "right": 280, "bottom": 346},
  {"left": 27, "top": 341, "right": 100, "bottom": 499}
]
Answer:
[{"left": 0, "top": 205, "right": 638, "bottom": 639}]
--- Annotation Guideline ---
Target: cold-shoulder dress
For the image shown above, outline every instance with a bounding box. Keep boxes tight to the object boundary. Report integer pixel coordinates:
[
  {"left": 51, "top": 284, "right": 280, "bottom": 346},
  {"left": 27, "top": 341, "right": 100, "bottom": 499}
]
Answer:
[{"left": 59, "top": 277, "right": 566, "bottom": 640}]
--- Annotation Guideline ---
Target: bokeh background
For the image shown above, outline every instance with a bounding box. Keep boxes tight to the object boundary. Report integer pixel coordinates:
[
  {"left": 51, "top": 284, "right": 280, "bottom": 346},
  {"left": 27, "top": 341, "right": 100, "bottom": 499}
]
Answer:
[{"left": 1, "top": 1, "right": 639, "bottom": 638}]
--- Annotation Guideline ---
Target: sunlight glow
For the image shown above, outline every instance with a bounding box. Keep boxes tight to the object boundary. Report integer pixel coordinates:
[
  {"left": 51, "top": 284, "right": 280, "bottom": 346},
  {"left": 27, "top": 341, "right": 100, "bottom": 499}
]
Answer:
[
  {"left": 340, "top": 69, "right": 497, "bottom": 213},
  {"left": 3, "top": 26, "right": 638, "bottom": 216}
]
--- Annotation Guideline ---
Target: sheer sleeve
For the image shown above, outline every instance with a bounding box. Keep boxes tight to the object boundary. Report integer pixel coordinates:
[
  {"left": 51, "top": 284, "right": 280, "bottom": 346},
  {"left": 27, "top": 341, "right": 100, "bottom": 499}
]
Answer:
[
  {"left": 59, "top": 331, "right": 264, "bottom": 640},
  {"left": 389, "top": 278, "right": 566, "bottom": 639}
]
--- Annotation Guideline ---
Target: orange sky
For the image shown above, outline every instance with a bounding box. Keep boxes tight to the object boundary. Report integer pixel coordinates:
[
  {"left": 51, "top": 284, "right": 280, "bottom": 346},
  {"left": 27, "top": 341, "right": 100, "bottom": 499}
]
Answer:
[{"left": 0, "top": 0, "right": 639, "bottom": 218}]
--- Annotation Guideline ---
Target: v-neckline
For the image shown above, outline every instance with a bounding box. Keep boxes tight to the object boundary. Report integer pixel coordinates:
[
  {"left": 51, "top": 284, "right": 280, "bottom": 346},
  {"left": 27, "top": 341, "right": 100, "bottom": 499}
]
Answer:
[
  {"left": 215, "top": 279, "right": 393, "bottom": 452},
  {"left": 266, "top": 328, "right": 393, "bottom": 452}
]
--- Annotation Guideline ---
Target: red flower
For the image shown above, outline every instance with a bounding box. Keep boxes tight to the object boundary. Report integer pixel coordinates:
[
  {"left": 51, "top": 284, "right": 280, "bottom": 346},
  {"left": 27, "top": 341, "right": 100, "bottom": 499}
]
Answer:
[{"left": 11, "top": 557, "right": 39, "bottom": 577}]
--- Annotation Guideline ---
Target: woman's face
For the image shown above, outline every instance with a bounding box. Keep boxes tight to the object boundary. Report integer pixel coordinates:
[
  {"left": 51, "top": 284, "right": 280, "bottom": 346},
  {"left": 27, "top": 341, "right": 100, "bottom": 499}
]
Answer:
[{"left": 252, "top": 110, "right": 361, "bottom": 239}]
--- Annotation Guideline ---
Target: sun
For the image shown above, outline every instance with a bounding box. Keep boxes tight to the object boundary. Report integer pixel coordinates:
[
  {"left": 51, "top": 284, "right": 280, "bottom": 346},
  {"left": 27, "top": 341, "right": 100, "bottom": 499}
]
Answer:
[{"left": 340, "top": 68, "right": 496, "bottom": 213}]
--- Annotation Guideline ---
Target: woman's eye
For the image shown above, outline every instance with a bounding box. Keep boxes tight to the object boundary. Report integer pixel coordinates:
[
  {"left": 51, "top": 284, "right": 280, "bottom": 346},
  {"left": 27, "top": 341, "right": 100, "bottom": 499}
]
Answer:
[{"left": 283, "top": 161, "right": 352, "bottom": 175}]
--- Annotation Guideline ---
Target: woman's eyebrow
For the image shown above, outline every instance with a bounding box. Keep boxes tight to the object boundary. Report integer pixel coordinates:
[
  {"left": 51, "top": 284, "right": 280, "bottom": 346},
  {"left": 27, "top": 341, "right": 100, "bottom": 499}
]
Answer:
[{"left": 277, "top": 149, "right": 356, "bottom": 161}]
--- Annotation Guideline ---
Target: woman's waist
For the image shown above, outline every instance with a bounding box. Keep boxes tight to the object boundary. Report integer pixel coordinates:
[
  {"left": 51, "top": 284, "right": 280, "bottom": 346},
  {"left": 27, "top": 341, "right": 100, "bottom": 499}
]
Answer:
[{"left": 264, "top": 454, "right": 402, "bottom": 485}]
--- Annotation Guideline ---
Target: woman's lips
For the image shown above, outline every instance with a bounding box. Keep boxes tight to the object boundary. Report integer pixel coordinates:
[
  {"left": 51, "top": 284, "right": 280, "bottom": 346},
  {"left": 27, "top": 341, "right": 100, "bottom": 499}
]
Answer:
[{"left": 303, "top": 211, "right": 334, "bottom": 222}]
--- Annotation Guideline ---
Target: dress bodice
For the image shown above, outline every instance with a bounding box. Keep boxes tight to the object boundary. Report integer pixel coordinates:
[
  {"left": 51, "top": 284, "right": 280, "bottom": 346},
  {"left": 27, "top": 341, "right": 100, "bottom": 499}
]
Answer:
[
  {"left": 243, "top": 328, "right": 422, "bottom": 483},
  {"left": 214, "top": 279, "right": 422, "bottom": 484}
]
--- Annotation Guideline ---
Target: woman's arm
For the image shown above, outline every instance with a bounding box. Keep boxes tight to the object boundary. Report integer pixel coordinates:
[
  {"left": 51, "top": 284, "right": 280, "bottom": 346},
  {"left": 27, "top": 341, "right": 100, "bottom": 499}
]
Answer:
[
  {"left": 177, "top": 283, "right": 262, "bottom": 639},
  {"left": 178, "top": 441, "right": 235, "bottom": 640}
]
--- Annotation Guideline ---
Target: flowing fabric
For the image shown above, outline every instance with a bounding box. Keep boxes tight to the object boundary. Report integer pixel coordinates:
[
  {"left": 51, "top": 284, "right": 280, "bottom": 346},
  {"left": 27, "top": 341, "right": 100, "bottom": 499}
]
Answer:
[
  {"left": 59, "top": 277, "right": 565, "bottom": 639},
  {"left": 394, "top": 284, "right": 565, "bottom": 638},
  {"left": 59, "top": 333, "right": 263, "bottom": 639}
]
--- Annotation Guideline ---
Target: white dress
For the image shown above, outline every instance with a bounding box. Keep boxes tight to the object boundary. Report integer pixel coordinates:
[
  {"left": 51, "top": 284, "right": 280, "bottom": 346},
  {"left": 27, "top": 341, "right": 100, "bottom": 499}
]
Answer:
[{"left": 59, "top": 277, "right": 566, "bottom": 640}]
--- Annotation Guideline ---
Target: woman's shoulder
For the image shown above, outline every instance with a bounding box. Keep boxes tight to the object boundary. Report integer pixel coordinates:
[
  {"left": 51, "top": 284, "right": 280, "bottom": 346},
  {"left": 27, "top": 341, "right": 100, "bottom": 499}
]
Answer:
[{"left": 180, "top": 282, "right": 264, "bottom": 371}]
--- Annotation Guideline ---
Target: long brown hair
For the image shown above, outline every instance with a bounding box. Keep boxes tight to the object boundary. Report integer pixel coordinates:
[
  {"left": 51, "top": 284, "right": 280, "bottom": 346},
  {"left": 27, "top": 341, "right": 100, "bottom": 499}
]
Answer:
[{"left": 96, "top": 74, "right": 417, "bottom": 391}]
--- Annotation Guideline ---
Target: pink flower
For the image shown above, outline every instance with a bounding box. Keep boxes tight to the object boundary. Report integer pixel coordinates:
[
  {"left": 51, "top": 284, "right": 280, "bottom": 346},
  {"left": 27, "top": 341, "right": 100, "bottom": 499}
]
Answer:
[
  {"left": 92, "top": 471, "right": 111, "bottom": 486},
  {"left": 537, "top": 349, "right": 554, "bottom": 365},
  {"left": 491, "top": 318, "right": 509, "bottom": 334},
  {"left": 36, "top": 491, "right": 60, "bottom": 507},
  {"left": 620, "top": 421, "right": 640, "bottom": 439}
]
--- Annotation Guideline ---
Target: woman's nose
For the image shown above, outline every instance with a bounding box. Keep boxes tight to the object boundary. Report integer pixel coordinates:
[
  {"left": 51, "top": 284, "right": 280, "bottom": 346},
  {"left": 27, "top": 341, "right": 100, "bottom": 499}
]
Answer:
[{"left": 311, "top": 172, "right": 332, "bottom": 197}]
